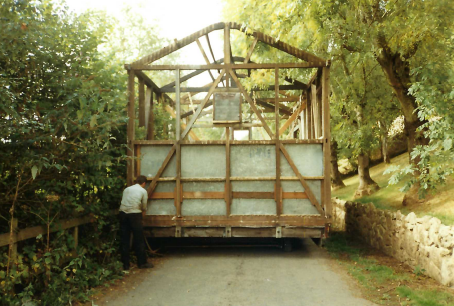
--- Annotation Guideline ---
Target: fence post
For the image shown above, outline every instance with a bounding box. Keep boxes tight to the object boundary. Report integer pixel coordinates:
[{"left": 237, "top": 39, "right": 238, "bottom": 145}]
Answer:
[
  {"left": 73, "top": 226, "right": 79, "bottom": 249},
  {"left": 10, "top": 218, "right": 18, "bottom": 262}
]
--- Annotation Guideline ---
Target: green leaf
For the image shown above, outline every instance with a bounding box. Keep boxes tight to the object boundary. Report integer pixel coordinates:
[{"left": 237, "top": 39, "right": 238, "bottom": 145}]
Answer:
[
  {"left": 36, "top": 234, "right": 42, "bottom": 240},
  {"left": 31, "top": 165, "right": 38, "bottom": 180},
  {"left": 77, "top": 110, "right": 84, "bottom": 120},
  {"left": 90, "top": 115, "right": 97, "bottom": 127},
  {"left": 443, "top": 139, "right": 452, "bottom": 151}
]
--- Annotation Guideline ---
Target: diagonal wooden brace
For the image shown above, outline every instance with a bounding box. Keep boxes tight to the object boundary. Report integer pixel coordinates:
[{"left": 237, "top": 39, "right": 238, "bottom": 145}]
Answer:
[
  {"left": 280, "top": 143, "right": 324, "bottom": 215},
  {"left": 147, "top": 144, "right": 177, "bottom": 198},
  {"left": 181, "top": 69, "right": 226, "bottom": 139}
]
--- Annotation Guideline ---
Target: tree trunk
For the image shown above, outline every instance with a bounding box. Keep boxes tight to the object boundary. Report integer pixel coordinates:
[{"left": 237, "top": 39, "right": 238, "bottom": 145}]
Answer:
[
  {"left": 354, "top": 153, "right": 380, "bottom": 198},
  {"left": 375, "top": 36, "right": 428, "bottom": 204},
  {"left": 382, "top": 134, "right": 391, "bottom": 164},
  {"left": 330, "top": 140, "right": 345, "bottom": 190}
]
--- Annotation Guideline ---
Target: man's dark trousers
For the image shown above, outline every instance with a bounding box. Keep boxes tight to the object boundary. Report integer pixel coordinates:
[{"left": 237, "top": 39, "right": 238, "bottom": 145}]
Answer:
[{"left": 119, "top": 211, "right": 147, "bottom": 269}]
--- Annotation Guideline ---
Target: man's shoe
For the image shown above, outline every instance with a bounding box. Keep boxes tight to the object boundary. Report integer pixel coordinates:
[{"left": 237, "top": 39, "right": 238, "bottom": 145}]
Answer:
[{"left": 138, "top": 262, "right": 154, "bottom": 269}]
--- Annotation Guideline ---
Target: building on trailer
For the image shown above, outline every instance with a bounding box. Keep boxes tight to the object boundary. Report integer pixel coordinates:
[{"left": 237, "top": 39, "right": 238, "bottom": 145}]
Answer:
[{"left": 124, "top": 22, "right": 331, "bottom": 244}]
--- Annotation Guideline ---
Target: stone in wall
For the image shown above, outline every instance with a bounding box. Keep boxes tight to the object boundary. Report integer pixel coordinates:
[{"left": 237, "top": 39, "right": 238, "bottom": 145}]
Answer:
[{"left": 331, "top": 198, "right": 454, "bottom": 287}]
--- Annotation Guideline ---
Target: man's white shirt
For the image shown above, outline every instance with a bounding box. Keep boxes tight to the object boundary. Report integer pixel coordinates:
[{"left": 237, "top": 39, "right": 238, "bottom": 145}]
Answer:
[{"left": 119, "top": 184, "right": 148, "bottom": 213}]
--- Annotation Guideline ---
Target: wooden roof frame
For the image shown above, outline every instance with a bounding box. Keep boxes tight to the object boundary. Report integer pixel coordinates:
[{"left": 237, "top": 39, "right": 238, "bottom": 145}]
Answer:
[
  {"left": 124, "top": 22, "right": 332, "bottom": 221},
  {"left": 126, "top": 22, "right": 328, "bottom": 69}
]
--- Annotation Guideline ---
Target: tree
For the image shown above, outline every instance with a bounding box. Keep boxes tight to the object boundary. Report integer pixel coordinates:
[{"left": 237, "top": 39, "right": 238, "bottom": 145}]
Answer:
[
  {"left": 223, "top": 0, "right": 453, "bottom": 203},
  {"left": 224, "top": 0, "right": 400, "bottom": 196},
  {"left": 330, "top": 139, "right": 345, "bottom": 190},
  {"left": 0, "top": 1, "right": 173, "bottom": 303}
]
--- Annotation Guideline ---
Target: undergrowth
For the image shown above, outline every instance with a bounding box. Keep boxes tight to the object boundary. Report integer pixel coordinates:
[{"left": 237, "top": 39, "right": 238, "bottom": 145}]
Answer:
[
  {"left": 333, "top": 153, "right": 454, "bottom": 225},
  {"left": 325, "top": 233, "right": 454, "bottom": 306},
  {"left": 0, "top": 214, "right": 124, "bottom": 305}
]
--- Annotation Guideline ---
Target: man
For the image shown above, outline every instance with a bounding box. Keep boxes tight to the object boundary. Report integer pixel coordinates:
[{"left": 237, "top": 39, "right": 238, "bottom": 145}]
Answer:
[{"left": 119, "top": 175, "right": 153, "bottom": 270}]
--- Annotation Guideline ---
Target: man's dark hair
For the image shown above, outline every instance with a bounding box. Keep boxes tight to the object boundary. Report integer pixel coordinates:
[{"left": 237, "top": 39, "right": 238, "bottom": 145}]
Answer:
[{"left": 136, "top": 175, "right": 147, "bottom": 185}]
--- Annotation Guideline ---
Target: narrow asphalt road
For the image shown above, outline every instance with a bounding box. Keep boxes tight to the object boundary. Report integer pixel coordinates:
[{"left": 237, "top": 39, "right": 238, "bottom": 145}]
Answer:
[{"left": 95, "top": 239, "right": 375, "bottom": 306}]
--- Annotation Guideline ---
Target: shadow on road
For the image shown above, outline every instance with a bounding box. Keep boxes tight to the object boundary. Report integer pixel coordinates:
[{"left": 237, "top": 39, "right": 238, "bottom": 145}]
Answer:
[{"left": 148, "top": 237, "right": 318, "bottom": 259}]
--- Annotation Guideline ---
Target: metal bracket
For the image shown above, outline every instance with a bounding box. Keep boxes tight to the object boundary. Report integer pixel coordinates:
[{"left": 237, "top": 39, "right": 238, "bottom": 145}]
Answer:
[
  {"left": 175, "top": 226, "right": 182, "bottom": 238},
  {"left": 276, "top": 226, "right": 282, "bottom": 238},
  {"left": 224, "top": 226, "right": 232, "bottom": 238}
]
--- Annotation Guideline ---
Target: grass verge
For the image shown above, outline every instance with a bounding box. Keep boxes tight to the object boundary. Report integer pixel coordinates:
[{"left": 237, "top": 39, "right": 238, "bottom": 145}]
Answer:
[
  {"left": 332, "top": 153, "right": 454, "bottom": 225},
  {"left": 325, "top": 233, "right": 454, "bottom": 306}
]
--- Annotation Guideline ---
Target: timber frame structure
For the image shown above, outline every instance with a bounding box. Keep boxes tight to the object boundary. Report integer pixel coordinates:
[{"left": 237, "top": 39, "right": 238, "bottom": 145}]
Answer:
[{"left": 124, "top": 22, "right": 331, "bottom": 239}]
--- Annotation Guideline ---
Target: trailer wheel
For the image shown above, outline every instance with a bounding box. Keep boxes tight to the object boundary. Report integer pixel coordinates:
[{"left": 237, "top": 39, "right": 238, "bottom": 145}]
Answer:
[{"left": 283, "top": 239, "right": 293, "bottom": 252}]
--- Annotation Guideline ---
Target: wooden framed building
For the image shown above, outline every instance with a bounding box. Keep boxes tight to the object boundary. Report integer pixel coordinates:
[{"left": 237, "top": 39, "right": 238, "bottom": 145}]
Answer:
[{"left": 124, "top": 22, "right": 331, "bottom": 239}]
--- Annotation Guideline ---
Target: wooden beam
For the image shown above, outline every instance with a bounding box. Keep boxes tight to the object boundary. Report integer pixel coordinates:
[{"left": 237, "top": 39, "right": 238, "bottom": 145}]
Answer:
[
  {"left": 149, "top": 191, "right": 307, "bottom": 200},
  {"left": 135, "top": 144, "right": 141, "bottom": 178},
  {"left": 322, "top": 66, "right": 331, "bottom": 219},
  {"left": 192, "top": 123, "right": 262, "bottom": 129},
  {"left": 143, "top": 214, "right": 327, "bottom": 227},
  {"left": 160, "top": 84, "right": 305, "bottom": 93},
  {"left": 311, "top": 84, "right": 319, "bottom": 138},
  {"left": 0, "top": 215, "right": 95, "bottom": 247},
  {"left": 164, "top": 105, "right": 200, "bottom": 141},
  {"left": 256, "top": 99, "right": 293, "bottom": 116},
  {"left": 160, "top": 57, "right": 242, "bottom": 89},
  {"left": 129, "top": 62, "right": 328, "bottom": 71},
  {"left": 260, "top": 96, "right": 300, "bottom": 103},
  {"left": 181, "top": 69, "right": 226, "bottom": 140},
  {"left": 127, "top": 70, "right": 135, "bottom": 186},
  {"left": 205, "top": 34, "right": 224, "bottom": 86},
  {"left": 138, "top": 78, "right": 145, "bottom": 127},
  {"left": 244, "top": 36, "right": 258, "bottom": 64},
  {"left": 229, "top": 69, "right": 274, "bottom": 139},
  {"left": 225, "top": 127, "right": 231, "bottom": 216},
  {"left": 175, "top": 70, "right": 181, "bottom": 138},
  {"left": 175, "top": 69, "right": 182, "bottom": 217},
  {"left": 132, "top": 139, "right": 323, "bottom": 145},
  {"left": 284, "top": 76, "right": 308, "bottom": 91},
  {"left": 205, "top": 34, "right": 218, "bottom": 67},
  {"left": 280, "top": 143, "right": 324, "bottom": 215},
  {"left": 279, "top": 100, "right": 307, "bottom": 136},
  {"left": 195, "top": 38, "right": 216, "bottom": 82},
  {"left": 181, "top": 101, "right": 213, "bottom": 119},
  {"left": 146, "top": 145, "right": 176, "bottom": 197},
  {"left": 130, "top": 22, "right": 327, "bottom": 66},
  {"left": 275, "top": 68, "right": 282, "bottom": 215},
  {"left": 224, "top": 24, "right": 231, "bottom": 65},
  {"left": 146, "top": 88, "right": 154, "bottom": 140},
  {"left": 306, "top": 90, "right": 312, "bottom": 139}
]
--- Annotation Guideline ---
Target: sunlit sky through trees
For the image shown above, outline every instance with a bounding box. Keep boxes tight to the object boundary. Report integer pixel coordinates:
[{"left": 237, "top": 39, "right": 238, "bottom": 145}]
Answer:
[{"left": 65, "top": 0, "right": 224, "bottom": 62}]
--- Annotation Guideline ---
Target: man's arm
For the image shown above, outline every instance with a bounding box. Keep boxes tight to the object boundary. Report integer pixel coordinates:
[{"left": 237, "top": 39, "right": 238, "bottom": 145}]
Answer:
[{"left": 141, "top": 189, "right": 148, "bottom": 215}]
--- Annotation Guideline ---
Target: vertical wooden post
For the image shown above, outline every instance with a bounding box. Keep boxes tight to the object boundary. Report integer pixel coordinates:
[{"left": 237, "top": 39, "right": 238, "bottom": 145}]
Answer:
[
  {"left": 311, "top": 84, "right": 318, "bottom": 138},
  {"left": 146, "top": 88, "right": 154, "bottom": 140},
  {"left": 275, "top": 68, "right": 282, "bottom": 216},
  {"left": 73, "top": 226, "right": 79, "bottom": 249},
  {"left": 306, "top": 90, "right": 312, "bottom": 139},
  {"left": 160, "top": 94, "right": 168, "bottom": 137},
  {"left": 138, "top": 77, "right": 145, "bottom": 128},
  {"left": 224, "top": 24, "right": 230, "bottom": 88},
  {"left": 10, "top": 218, "right": 18, "bottom": 262},
  {"left": 127, "top": 70, "right": 135, "bottom": 186},
  {"left": 322, "top": 66, "right": 332, "bottom": 219},
  {"left": 175, "top": 69, "right": 182, "bottom": 217},
  {"left": 225, "top": 127, "right": 231, "bottom": 216},
  {"left": 300, "top": 110, "right": 306, "bottom": 139},
  {"left": 135, "top": 145, "right": 141, "bottom": 178}
]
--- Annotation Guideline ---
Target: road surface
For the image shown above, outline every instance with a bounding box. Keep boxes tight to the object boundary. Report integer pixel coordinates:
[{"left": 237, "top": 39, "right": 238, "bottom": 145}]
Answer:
[{"left": 93, "top": 239, "right": 375, "bottom": 306}]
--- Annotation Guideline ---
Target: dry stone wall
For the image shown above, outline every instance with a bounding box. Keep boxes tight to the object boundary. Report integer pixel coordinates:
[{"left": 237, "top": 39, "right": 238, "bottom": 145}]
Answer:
[{"left": 332, "top": 198, "right": 454, "bottom": 287}]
